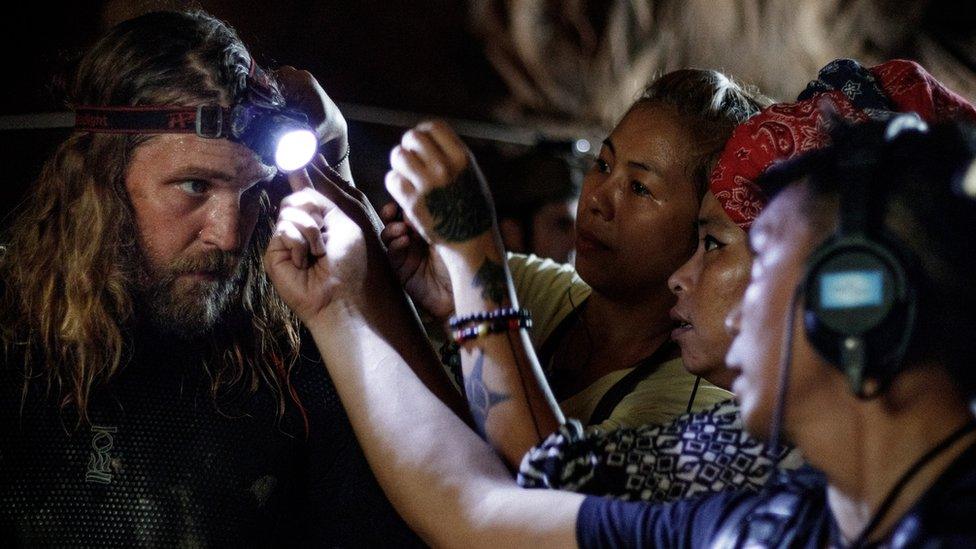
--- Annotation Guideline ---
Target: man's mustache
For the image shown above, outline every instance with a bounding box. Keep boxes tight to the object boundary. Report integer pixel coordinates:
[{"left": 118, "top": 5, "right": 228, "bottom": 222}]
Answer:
[{"left": 168, "top": 250, "right": 241, "bottom": 280}]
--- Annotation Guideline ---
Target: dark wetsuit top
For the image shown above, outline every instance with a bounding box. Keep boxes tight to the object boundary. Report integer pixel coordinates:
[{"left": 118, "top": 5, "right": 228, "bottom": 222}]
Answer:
[{"left": 0, "top": 334, "right": 423, "bottom": 547}]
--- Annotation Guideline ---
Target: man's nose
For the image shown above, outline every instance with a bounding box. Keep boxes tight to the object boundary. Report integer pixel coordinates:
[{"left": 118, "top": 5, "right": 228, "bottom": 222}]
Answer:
[{"left": 199, "top": 196, "right": 243, "bottom": 253}]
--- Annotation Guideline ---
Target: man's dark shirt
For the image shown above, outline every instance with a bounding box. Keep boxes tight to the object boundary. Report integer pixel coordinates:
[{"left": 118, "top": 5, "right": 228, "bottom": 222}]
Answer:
[
  {"left": 0, "top": 332, "right": 423, "bottom": 547},
  {"left": 578, "top": 441, "right": 976, "bottom": 548}
]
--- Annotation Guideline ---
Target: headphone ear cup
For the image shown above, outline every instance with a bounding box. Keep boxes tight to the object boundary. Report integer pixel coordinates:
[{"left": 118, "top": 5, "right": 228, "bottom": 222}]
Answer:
[
  {"left": 802, "top": 236, "right": 915, "bottom": 397},
  {"left": 802, "top": 239, "right": 842, "bottom": 366}
]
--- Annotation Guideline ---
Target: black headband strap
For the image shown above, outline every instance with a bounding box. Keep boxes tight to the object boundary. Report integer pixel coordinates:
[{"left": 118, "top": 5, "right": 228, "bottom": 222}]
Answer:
[{"left": 73, "top": 105, "right": 231, "bottom": 138}]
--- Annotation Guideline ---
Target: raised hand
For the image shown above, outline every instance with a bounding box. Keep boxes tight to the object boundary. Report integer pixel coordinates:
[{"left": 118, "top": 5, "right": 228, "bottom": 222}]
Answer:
[
  {"left": 273, "top": 66, "right": 351, "bottom": 179},
  {"left": 384, "top": 121, "right": 496, "bottom": 254},
  {"left": 383, "top": 124, "right": 561, "bottom": 464},
  {"left": 263, "top": 151, "right": 399, "bottom": 329}
]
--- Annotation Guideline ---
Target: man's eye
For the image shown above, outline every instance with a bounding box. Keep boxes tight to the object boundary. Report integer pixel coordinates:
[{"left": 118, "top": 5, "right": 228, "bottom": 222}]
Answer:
[
  {"left": 594, "top": 158, "right": 611, "bottom": 174},
  {"left": 177, "top": 180, "right": 209, "bottom": 196},
  {"left": 631, "top": 180, "right": 652, "bottom": 197},
  {"left": 703, "top": 234, "right": 724, "bottom": 252}
]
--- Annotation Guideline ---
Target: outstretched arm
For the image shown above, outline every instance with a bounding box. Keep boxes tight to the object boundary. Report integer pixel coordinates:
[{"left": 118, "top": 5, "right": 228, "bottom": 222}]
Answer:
[
  {"left": 264, "top": 166, "right": 582, "bottom": 547},
  {"left": 272, "top": 62, "right": 466, "bottom": 412},
  {"left": 385, "top": 121, "right": 565, "bottom": 468}
]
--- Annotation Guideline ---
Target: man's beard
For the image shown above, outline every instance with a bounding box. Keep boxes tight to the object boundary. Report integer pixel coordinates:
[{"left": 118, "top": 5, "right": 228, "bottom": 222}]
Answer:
[{"left": 133, "top": 246, "right": 247, "bottom": 340}]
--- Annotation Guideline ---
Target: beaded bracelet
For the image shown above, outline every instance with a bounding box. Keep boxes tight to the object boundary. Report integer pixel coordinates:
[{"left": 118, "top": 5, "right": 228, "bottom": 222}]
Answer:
[
  {"left": 323, "top": 145, "right": 349, "bottom": 170},
  {"left": 452, "top": 315, "right": 533, "bottom": 344},
  {"left": 448, "top": 307, "right": 531, "bottom": 330},
  {"left": 317, "top": 152, "right": 355, "bottom": 188}
]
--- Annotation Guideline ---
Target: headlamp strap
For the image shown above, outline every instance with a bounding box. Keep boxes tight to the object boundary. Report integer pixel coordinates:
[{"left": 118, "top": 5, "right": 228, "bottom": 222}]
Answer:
[{"left": 73, "top": 105, "right": 231, "bottom": 139}]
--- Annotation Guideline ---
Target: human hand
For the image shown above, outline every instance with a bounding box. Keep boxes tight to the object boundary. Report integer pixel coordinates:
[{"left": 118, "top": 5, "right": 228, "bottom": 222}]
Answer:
[
  {"left": 274, "top": 66, "right": 349, "bottom": 170},
  {"left": 384, "top": 121, "right": 497, "bottom": 256},
  {"left": 379, "top": 202, "right": 455, "bottom": 320},
  {"left": 265, "top": 161, "right": 384, "bottom": 326}
]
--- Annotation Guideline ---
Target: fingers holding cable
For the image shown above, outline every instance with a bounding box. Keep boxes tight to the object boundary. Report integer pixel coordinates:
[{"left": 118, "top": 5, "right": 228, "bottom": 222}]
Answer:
[
  {"left": 305, "top": 156, "right": 385, "bottom": 235},
  {"left": 276, "top": 189, "right": 331, "bottom": 268},
  {"left": 308, "top": 156, "right": 364, "bottom": 209}
]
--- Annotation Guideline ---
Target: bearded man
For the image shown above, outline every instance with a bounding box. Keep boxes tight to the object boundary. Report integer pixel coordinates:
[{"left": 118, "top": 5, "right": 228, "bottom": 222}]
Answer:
[{"left": 0, "top": 11, "right": 423, "bottom": 546}]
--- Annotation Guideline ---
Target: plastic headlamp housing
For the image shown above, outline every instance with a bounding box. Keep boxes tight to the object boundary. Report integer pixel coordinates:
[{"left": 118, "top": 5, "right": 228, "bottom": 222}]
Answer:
[
  {"left": 230, "top": 78, "right": 317, "bottom": 171},
  {"left": 72, "top": 72, "right": 319, "bottom": 172},
  {"left": 230, "top": 103, "right": 315, "bottom": 170},
  {"left": 193, "top": 78, "right": 317, "bottom": 171}
]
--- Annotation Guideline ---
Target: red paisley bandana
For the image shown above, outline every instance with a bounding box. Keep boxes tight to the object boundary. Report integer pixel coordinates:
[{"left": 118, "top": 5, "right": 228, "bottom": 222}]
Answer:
[{"left": 709, "top": 60, "right": 976, "bottom": 230}]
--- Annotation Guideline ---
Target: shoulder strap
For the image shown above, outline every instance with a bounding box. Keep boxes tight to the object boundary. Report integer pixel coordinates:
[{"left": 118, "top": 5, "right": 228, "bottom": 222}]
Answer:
[
  {"left": 588, "top": 340, "right": 679, "bottom": 426},
  {"left": 537, "top": 296, "right": 586, "bottom": 377}
]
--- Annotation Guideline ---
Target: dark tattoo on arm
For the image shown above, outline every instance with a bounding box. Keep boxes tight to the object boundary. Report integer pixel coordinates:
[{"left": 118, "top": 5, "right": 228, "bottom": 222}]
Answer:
[
  {"left": 472, "top": 258, "right": 507, "bottom": 305},
  {"left": 464, "top": 351, "right": 511, "bottom": 437},
  {"left": 424, "top": 169, "right": 493, "bottom": 242}
]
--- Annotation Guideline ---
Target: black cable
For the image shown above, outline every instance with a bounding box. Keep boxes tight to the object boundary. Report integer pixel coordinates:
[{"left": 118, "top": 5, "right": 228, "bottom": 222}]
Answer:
[
  {"left": 504, "top": 329, "right": 546, "bottom": 441},
  {"left": 766, "top": 283, "right": 804, "bottom": 457},
  {"left": 686, "top": 376, "right": 701, "bottom": 414}
]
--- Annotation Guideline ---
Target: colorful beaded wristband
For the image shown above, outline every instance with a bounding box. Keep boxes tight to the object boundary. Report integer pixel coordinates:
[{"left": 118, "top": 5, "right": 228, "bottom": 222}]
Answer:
[
  {"left": 448, "top": 307, "right": 531, "bottom": 330},
  {"left": 452, "top": 315, "right": 533, "bottom": 344}
]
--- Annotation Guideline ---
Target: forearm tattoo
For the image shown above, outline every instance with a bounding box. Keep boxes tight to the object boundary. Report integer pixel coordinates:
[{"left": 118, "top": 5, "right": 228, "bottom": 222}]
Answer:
[
  {"left": 472, "top": 258, "right": 507, "bottom": 306},
  {"left": 464, "top": 351, "right": 511, "bottom": 437},
  {"left": 424, "top": 169, "right": 493, "bottom": 242}
]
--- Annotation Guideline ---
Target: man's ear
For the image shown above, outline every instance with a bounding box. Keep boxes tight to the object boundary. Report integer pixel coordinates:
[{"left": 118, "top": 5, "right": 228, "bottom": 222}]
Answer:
[{"left": 499, "top": 218, "right": 526, "bottom": 253}]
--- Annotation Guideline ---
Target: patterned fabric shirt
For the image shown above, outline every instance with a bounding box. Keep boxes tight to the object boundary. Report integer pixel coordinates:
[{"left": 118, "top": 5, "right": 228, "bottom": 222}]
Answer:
[{"left": 517, "top": 399, "right": 804, "bottom": 503}]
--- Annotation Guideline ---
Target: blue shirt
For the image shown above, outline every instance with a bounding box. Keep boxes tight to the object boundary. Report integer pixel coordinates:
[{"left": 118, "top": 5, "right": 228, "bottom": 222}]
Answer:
[{"left": 577, "top": 444, "right": 976, "bottom": 548}]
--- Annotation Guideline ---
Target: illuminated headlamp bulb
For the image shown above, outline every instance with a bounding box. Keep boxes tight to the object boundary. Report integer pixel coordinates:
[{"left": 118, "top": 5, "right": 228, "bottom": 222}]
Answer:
[{"left": 274, "top": 128, "right": 318, "bottom": 172}]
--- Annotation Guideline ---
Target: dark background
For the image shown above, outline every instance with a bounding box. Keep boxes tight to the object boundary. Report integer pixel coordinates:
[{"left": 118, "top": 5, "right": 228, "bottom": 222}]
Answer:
[{"left": 2, "top": 0, "right": 974, "bottom": 228}]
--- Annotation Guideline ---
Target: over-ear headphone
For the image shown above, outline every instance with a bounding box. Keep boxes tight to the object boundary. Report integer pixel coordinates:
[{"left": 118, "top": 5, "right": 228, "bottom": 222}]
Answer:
[{"left": 801, "top": 114, "right": 928, "bottom": 397}]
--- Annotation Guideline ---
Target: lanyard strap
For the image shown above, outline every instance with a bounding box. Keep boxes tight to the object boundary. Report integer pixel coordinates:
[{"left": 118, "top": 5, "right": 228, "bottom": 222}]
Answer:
[{"left": 851, "top": 420, "right": 976, "bottom": 547}]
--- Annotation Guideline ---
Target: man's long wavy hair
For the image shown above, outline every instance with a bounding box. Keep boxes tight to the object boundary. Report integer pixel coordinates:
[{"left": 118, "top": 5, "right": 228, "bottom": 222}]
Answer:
[{"left": 0, "top": 11, "right": 303, "bottom": 425}]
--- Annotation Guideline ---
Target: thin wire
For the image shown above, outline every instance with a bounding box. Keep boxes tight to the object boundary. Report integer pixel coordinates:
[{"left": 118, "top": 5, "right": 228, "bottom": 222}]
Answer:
[
  {"left": 686, "top": 376, "right": 702, "bottom": 414},
  {"left": 504, "top": 330, "right": 546, "bottom": 441},
  {"left": 767, "top": 283, "right": 805, "bottom": 457},
  {"left": 851, "top": 421, "right": 976, "bottom": 546}
]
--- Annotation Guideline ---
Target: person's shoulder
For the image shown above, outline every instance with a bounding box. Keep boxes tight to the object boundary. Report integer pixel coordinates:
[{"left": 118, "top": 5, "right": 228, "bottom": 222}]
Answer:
[
  {"left": 610, "top": 358, "right": 730, "bottom": 426},
  {"left": 723, "top": 465, "right": 827, "bottom": 515},
  {"left": 576, "top": 474, "right": 765, "bottom": 548},
  {"left": 507, "top": 253, "right": 588, "bottom": 292},
  {"left": 507, "top": 253, "right": 591, "bottom": 349},
  {"left": 507, "top": 252, "right": 573, "bottom": 274},
  {"left": 701, "top": 466, "right": 830, "bottom": 547}
]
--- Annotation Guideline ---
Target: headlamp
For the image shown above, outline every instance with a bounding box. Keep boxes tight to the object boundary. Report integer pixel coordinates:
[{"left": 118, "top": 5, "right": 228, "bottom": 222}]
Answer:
[{"left": 73, "top": 74, "right": 317, "bottom": 172}]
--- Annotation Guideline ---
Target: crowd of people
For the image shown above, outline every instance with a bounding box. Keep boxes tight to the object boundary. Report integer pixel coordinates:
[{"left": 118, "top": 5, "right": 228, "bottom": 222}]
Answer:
[{"left": 2, "top": 9, "right": 976, "bottom": 548}]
